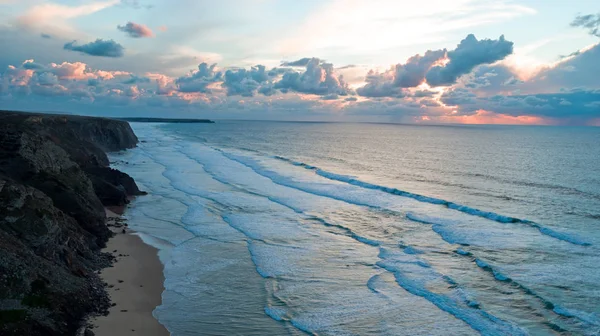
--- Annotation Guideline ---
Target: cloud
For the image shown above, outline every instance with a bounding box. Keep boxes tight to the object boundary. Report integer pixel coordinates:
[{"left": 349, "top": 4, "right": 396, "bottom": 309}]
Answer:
[
  {"left": 571, "top": 13, "right": 600, "bottom": 37},
  {"left": 222, "top": 65, "right": 271, "bottom": 96},
  {"left": 460, "top": 64, "right": 522, "bottom": 93},
  {"left": 117, "top": 22, "right": 154, "bottom": 38},
  {"left": 123, "top": 75, "right": 150, "bottom": 84},
  {"left": 173, "top": 60, "right": 350, "bottom": 98},
  {"left": 523, "top": 43, "right": 600, "bottom": 92},
  {"left": 357, "top": 49, "right": 446, "bottom": 97},
  {"left": 49, "top": 62, "right": 89, "bottom": 79},
  {"left": 15, "top": 59, "right": 130, "bottom": 82},
  {"left": 275, "top": 58, "right": 351, "bottom": 96},
  {"left": 40, "top": 33, "right": 52, "bottom": 39},
  {"left": 440, "top": 88, "right": 477, "bottom": 107},
  {"left": 1, "top": 28, "right": 598, "bottom": 125},
  {"left": 322, "top": 94, "right": 339, "bottom": 100},
  {"left": 425, "top": 34, "right": 513, "bottom": 86},
  {"left": 22, "top": 60, "right": 45, "bottom": 70},
  {"left": 442, "top": 87, "right": 600, "bottom": 119},
  {"left": 176, "top": 63, "right": 221, "bottom": 93},
  {"left": 281, "top": 58, "right": 315, "bottom": 67},
  {"left": 120, "top": 0, "right": 153, "bottom": 9},
  {"left": 357, "top": 34, "right": 514, "bottom": 97},
  {"left": 394, "top": 49, "right": 447, "bottom": 87},
  {"left": 64, "top": 39, "right": 125, "bottom": 57},
  {"left": 35, "top": 72, "right": 59, "bottom": 86},
  {"left": 356, "top": 70, "right": 404, "bottom": 97},
  {"left": 1, "top": 59, "right": 174, "bottom": 111},
  {"left": 17, "top": 0, "right": 119, "bottom": 27}
]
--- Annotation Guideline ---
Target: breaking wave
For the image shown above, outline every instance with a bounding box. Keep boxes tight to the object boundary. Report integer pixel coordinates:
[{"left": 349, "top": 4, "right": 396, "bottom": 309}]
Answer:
[{"left": 274, "top": 156, "right": 591, "bottom": 246}]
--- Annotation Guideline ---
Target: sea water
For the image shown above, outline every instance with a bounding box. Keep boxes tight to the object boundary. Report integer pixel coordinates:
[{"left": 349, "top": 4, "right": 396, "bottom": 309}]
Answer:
[{"left": 109, "top": 121, "right": 600, "bottom": 336}]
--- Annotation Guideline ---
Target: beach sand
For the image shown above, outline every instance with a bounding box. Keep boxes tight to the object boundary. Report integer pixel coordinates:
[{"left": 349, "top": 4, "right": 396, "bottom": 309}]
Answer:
[{"left": 89, "top": 209, "right": 169, "bottom": 336}]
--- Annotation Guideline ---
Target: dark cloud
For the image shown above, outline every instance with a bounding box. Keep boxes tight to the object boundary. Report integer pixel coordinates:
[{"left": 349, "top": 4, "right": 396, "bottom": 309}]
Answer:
[
  {"left": 117, "top": 22, "right": 154, "bottom": 38},
  {"left": 267, "top": 67, "right": 292, "bottom": 77},
  {"left": 281, "top": 57, "right": 315, "bottom": 67},
  {"left": 30, "top": 83, "right": 68, "bottom": 97},
  {"left": 461, "top": 64, "right": 521, "bottom": 92},
  {"left": 357, "top": 34, "right": 514, "bottom": 97},
  {"left": 442, "top": 86, "right": 600, "bottom": 119},
  {"left": 571, "top": 13, "right": 600, "bottom": 37},
  {"left": 413, "top": 89, "right": 437, "bottom": 98},
  {"left": 258, "top": 84, "right": 277, "bottom": 96},
  {"left": 394, "top": 49, "right": 447, "bottom": 87},
  {"left": 123, "top": 75, "right": 150, "bottom": 84},
  {"left": 223, "top": 65, "right": 270, "bottom": 96},
  {"left": 440, "top": 88, "right": 477, "bottom": 106},
  {"left": 176, "top": 63, "right": 221, "bottom": 93},
  {"left": 489, "top": 90, "right": 600, "bottom": 118},
  {"left": 40, "top": 33, "right": 51, "bottom": 39},
  {"left": 356, "top": 70, "right": 403, "bottom": 97},
  {"left": 356, "top": 49, "right": 446, "bottom": 97},
  {"left": 196, "top": 63, "right": 220, "bottom": 78},
  {"left": 22, "top": 60, "right": 45, "bottom": 70},
  {"left": 275, "top": 58, "right": 351, "bottom": 96},
  {"left": 559, "top": 50, "right": 581, "bottom": 59},
  {"left": 322, "top": 94, "right": 339, "bottom": 100},
  {"left": 175, "top": 60, "right": 352, "bottom": 97},
  {"left": 63, "top": 39, "right": 125, "bottom": 57},
  {"left": 419, "top": 98, "right": 442, "bottom": 107},
  {"left": 426, "top": 34, "right": 513, "bottom": 86},
  {"left": 35, "top": 72, "right": 59, "bottom": 86}
]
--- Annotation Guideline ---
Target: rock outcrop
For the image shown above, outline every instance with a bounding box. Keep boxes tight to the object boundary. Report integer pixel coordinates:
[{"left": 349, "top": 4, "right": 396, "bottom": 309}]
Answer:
[{"left": 0, "top": 111, "right": 142, "bottom": 335}]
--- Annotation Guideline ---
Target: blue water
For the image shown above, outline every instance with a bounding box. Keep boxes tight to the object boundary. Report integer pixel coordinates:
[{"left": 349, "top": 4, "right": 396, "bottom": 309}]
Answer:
[{"left": 110, "top": 121, "right": 600, "bottom": 335}]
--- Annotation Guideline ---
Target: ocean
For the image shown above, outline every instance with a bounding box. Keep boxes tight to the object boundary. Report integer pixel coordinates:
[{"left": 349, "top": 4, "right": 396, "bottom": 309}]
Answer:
[{"left": 109, "top": 121, "right": 600, "bottom": 336}]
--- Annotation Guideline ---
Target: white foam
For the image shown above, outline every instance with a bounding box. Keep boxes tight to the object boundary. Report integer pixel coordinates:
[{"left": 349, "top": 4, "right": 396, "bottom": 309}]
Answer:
[{"left": 273, "top": 155, "right": 591, "bottom": 246}]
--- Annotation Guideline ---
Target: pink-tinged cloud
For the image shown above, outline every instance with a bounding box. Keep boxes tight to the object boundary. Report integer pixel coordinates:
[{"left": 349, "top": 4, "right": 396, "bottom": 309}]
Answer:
[
  {"left": 2, "top": 34, "right": 599, "bottom": 126},
  {"left": 117, "top": 22, "right": 154, "bottom": 38},
  {"left": 47, "top": 61, "right": 129, "bottom": 80},
  {"left": 5, "top": 66, "right": 34, "bottom": 86},
  {"left": 49, "top": 62, "right": 88, "bottom": 79},
  {"left": 432, "top": 109, "right": 552, "bottom": 125},
  {"left": 17, "top": 0, "right": 119, "bottom": 26}
]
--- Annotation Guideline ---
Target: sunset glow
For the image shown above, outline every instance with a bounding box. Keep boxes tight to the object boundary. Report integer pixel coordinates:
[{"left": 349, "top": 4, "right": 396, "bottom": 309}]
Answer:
[{"left": 0, "top": 0, "right": 598, "bottom": 125}]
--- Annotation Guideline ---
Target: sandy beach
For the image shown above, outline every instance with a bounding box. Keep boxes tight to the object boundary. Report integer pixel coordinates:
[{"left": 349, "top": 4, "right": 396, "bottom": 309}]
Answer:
[{"left": 89, "top": 209, "right": 169, "bottom": 336}]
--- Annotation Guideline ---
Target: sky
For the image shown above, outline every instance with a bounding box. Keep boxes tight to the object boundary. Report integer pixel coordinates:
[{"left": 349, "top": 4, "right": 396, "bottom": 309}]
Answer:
[{"left": 0, "top": 0, "right": 599, "bottom": 125}]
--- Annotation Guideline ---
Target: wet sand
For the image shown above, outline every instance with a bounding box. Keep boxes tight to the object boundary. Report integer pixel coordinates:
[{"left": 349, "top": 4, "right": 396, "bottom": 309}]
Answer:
[{"left": 90, "top": 209, "right": 169, "bottom": 336}]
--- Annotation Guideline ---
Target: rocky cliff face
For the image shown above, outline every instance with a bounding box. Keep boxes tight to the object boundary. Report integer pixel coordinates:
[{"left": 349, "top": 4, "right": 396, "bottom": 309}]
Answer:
[{"left": 0, "top": 111, "right": 142, "bottom": 335}]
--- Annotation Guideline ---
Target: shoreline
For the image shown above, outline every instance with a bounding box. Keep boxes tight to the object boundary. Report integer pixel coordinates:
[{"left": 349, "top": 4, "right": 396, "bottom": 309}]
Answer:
[{"left": 86, "top": 208, "right": 169, "bottom": 336}]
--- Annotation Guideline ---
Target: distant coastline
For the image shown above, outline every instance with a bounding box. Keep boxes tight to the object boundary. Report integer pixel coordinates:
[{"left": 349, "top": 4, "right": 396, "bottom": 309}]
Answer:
[{"left": 117, "top": 117, "right": 215, "bottom": 123}]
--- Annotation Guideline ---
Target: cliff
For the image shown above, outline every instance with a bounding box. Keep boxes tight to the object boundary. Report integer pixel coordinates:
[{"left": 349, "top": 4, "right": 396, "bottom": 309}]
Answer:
[{"left": 0, "top": 111, "right": 143, "bottom": 335}]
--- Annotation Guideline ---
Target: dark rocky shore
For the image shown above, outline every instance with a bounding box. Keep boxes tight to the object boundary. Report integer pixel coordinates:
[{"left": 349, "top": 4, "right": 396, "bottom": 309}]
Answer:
[{"left": 0, "top": 111, "right": 144, "bottom": 335}]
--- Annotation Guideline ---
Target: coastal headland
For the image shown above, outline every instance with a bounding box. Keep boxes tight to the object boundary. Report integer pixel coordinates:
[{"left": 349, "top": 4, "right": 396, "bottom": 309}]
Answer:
[{"left": 0, "top": 111, "right": 167, "bottom": 335}]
